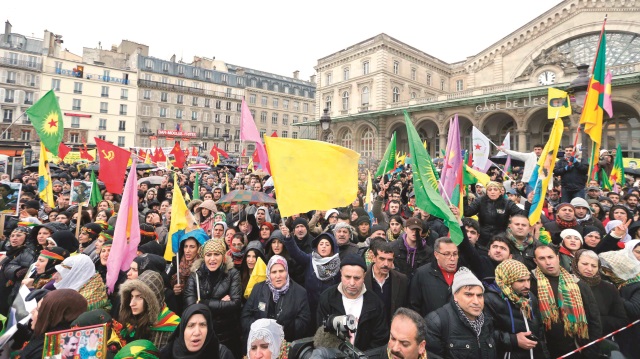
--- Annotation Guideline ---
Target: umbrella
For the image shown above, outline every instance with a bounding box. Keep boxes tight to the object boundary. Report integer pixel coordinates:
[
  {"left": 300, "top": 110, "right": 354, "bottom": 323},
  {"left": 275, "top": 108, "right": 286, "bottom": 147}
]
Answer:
[
  {"left": 25, "top": 162, "right": 60, "bottom": 171},
  {"left": 80, "top": 164, "right": 100, "bottom": 173},
  {"left": 187, "top": 164, "right": 211, "bottom": 171},
  {"left": 624, "top": 168, "right": 640, "bottom": 177},
  {"left": 216, "top": 190, "right": 276, "bottom": 205},
  {"left": 129, "top": 163, "right": 157, "bottom": 170},
  {"left": 489, "top": 155, "right": 524, "bottom": 167},
  {"left": 138, "top": 176, "right": 165, "bottom": 185},
  {"left": 215, "top": 164, "right": 237, "bottom": 176}
]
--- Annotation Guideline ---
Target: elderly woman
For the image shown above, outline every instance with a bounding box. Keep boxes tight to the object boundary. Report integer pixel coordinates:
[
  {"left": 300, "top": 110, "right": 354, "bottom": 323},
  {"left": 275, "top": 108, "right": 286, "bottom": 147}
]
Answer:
[
  {"left": 16, "top": 289, "right": 88, "bottom": 359},
  {"left": 213, "top": 221, "right": 227, "bottom": 241},
  {"left": 52, "top": 254, "right": 111, "bottom": 311},
  {"left": 22, "top": 247, "right": 69, "bottom": 289},
  {"left": 247, "top": 319, "right": 289, "bottom": 359},
  {"left": 184, "top": 239, "right": 242, "bottom": 356},
  {"left": 463, "top": 181, "right": 525, "bottom": 246},
  {"left": 0, "top": 226, "right": 36, "bottom": 315},
  {"left": 160, "top": 303, "right": 234, "bottom": 359},
  {"left": 241, "top": 255, "right": 310, "bottom": 343},
  {"left": 558, "top": 229, "right": 583, "bottom": 272}
]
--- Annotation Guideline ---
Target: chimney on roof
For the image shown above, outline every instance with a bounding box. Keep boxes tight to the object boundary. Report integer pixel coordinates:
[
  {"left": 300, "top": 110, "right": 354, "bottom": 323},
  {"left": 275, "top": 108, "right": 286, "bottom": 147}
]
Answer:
[
  {"left": 111, "top": 45, "right": 117, "bottom": 52},
  {"left": 4, "top": 21, "right": 11, "bottom": 36},
  {"left": 309, "top": 75, "right": 316, "bottom": 84},
  {"left": 170, "top": 54, "right": 176, "bottom": 63},
  {"left": 293, "top": 70, "right": 299, "bottom": 79}
]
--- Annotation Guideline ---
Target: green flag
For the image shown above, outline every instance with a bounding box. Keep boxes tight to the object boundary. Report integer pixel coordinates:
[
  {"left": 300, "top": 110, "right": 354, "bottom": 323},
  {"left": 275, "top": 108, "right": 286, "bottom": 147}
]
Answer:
[
  {"left": 599, "top": 168, "right": 612, "bottom": 191},
  {"left": 376, "top": 132, "right": 396, "bottom": 176},
  {"left": 193, "top": 172, "right": 200, "bottom": 200},
  {"left": 89, "top": 171, "right": 103, "bottom": 207},
  {"left": 404, "top": 111, "right": 463, "bottom": 244},
  {"left": 25, "top": 90, "right": 64, "bottom": 156}
]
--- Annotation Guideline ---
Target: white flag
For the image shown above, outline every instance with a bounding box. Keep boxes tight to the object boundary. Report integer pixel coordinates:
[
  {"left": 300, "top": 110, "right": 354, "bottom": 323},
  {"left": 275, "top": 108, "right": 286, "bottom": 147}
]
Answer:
[
  {"left": 472, "top": 126, "right": 491, "bottom": 172},
  {"left": 496, "top": 132, "right": 510, "bottom": 156}
]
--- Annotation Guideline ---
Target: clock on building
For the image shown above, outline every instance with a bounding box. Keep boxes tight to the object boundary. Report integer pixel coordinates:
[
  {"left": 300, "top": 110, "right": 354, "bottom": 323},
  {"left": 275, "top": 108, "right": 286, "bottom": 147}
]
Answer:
[{"left": 537, "top": 71, "right": 556, "bottom": 85}]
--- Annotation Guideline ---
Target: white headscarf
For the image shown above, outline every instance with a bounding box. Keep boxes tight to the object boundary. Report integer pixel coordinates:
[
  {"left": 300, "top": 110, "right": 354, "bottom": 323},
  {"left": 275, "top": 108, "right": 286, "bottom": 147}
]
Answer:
[
  {"left": 247, "top": 318, "right": 284, "bottom": 357},
  {"left": 54, "top": 254, "right": 96, "bottom": 290},
  {"left": 256, "top": 206, "right": 272, "bottom": 223},
  {"left": 625, "top": 240, "right": 640, "bottom": 263},
  {"left": 605, "top": 220, "right": 632, "bottom": 243}
]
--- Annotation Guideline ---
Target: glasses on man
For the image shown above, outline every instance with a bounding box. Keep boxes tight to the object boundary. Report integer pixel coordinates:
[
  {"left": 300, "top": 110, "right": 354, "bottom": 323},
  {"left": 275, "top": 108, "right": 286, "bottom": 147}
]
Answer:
[{"left": 435, "top": 251, "right": 459, "bottom": 259}]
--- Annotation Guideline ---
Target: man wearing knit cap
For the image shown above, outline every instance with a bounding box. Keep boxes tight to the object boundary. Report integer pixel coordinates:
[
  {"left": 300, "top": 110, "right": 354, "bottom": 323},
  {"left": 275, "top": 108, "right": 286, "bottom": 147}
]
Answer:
[
  {"left": 425, "top": 267, "right": 497, "bottom": 359},
  {"left": 290, "top": 217, "right": 313, "bottom": 254},
  {"left": 571, "top": 197, "right": 606, "bottom": 234},
  {"left": 316, "top": 253, "right": 389, "bottom": 351},
  {"left": 333, "top": 222, "right": 358, "bottom": 260},
  {"left": 543, "top": 203, "right": 585, "bottom": 245},
  {"left": 484, "top": 259, "right": 549, "bottom": 358}
]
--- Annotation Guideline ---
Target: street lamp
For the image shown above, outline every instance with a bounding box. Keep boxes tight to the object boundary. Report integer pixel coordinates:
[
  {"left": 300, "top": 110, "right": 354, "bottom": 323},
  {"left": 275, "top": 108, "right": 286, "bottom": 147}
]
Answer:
[
  {"left": 319, "top": 108, "right": 332, "bottom": 131},
  {"left": 567, "top": 64, "right": 590, "bottom": 114}
]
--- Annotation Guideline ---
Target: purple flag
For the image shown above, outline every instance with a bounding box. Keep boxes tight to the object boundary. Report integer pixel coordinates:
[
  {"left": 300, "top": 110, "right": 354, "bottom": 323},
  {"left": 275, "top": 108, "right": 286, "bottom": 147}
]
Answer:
[
  {"left": 440, "top": 115, "right": 462, "bottom": 201},
  {"left": 240, "top": 98, "right": 270, "bottom": 173},
  {"left": 106, "top": 158, "right": 141, "bottom": 293}
]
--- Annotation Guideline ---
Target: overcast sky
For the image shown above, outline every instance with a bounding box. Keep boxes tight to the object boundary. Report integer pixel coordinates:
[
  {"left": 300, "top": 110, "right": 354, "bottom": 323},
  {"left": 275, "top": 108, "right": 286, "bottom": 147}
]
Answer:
[{"left": 5, "top": 0, "right": 561, "bottom": 80}]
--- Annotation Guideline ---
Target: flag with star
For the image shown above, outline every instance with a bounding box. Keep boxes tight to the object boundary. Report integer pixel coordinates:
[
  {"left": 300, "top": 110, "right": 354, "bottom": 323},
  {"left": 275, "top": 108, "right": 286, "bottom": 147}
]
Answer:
[
  {"left": 609, "top": 144, "right": 625, "bottom": 192},
  {"left": 472, "top": 126, "right": 491, "bottom": 172},
  {"left": 26, "top": 90, "right": 64, "bottom": 156}
]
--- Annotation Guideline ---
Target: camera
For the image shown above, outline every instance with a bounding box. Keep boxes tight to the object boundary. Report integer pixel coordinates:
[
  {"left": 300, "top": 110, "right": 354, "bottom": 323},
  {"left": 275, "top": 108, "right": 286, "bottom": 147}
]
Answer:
[
  {"left": 288, "top": 315, "right": 370, "bottom": 359},
  {"left": 324, "top": 314, "right": 358, "bottom": 340}
]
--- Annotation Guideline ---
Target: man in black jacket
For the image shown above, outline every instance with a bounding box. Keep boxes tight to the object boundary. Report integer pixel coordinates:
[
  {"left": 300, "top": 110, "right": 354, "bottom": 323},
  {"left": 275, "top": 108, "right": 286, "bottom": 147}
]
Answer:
[
  {"left": 392, "top": 218, "right": 433, "bottom": 279},
  {"left": 484, "top": 259, "right": 549, "bottom": 359},
  {"left": 316, "top": 254, "right": 389, "bottom": 351},
  {"left": 554, "top": 146, "right": 589, "bottom": 203},
  {"left": 543, "top": 203, "right": 584, "bottom": 245},
  {"left": 504, "top": 214, "right": 537, "bottom": 270}
]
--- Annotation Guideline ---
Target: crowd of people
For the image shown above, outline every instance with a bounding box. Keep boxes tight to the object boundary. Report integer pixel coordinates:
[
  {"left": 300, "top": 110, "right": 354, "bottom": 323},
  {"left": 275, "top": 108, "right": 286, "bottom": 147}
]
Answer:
[{"left": 0, "top": 142, "right": 638, "bottom": 359}]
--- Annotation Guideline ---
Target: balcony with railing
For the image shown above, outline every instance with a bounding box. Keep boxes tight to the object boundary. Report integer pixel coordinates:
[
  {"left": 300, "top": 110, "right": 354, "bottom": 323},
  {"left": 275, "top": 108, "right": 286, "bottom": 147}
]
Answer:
[
  {"left": 138, "top": 128, "right": 154, "bottom": 135},
  {"left": 0, "top": 57, "right": 42, "bottom": 71},
  {"left": 137, "top": 80, "right": 243, "bottom": 100}
]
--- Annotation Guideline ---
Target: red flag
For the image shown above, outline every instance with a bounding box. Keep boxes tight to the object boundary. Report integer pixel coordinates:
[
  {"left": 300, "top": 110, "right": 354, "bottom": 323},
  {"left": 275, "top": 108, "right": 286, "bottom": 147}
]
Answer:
[
  {"left": 58, "top": 143, "right": 71, "bottom": 160},
  {"left": 95, "top": 137, "right": 131, "bottom": 194},
  {"left": 210, "top": 145, "right": 229, "bottom": 159},
  {"left": 156, "top": 147, "right": 167, "bottom": 162},
  {"left": 191, "top": 146, "right": 198, "bottom": 157},
  {"left": 271, "top": 131, "right": 278, "bottom": 137},
  {"left": 241, "top": 148, "right": 246, "bottom": 157},
  {"left": 80, "top": 142, "right": 94, "bottom": 161},
  {"left": 252, "top": 149, "right": 260, "bottom": 164},
  {"left": 170, "top": 142, "right": 186, "bottom": 168},
  {"left": 210, "top": 149, "right": 220, "bottom": 165}
]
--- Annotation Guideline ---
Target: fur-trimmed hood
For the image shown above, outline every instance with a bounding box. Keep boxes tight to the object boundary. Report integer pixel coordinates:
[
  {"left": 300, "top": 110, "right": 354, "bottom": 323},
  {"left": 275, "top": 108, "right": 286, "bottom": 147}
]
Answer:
[{"left": 119, "top": 278, "right": 161, "bottom": 325}]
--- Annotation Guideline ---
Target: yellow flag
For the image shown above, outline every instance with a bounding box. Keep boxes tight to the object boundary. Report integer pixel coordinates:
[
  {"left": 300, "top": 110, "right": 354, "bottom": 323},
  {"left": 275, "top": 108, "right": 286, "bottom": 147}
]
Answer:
[
  {"left": 144, "top": 150, "right": 151, "bottom": 164},
  {"left": 225, "top": 172, "right": 230, "bottom": 193},
  {"left": 547, "top": 88, "right": 572, "bottom": 119},
  {"left": 264, "top": 137, "right": 360, "bottom": 217},
  {"left": 38, "top": 143, "right": 55, "bottom": 207},
  {"left": 244, "top": 257, "right": 267, "bottom": 299},
  {"left": 465, "top": 165, "right": 491, "bottom": 186},
  {"left": 163, "top": 175, "right": 198, "bottom": 261},
  {"left": 423, "top": 140, "right": 427, "bottom": 150}
]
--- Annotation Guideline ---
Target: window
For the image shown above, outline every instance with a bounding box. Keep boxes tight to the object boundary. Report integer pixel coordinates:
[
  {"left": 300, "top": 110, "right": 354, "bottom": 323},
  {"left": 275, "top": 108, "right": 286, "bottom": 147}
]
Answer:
[
  {"left": 99, "top": 118, "right": 107, "bottom": 130},
  {"left": 326, "top": 72, "right": 332, "bottom": 85},
  {"left": 236, "top": 77, "right": 244, "bottom": 86},
  {"left": 143, "top": 90, "right": 151, "bottom": 100},
  {"left": 191, "top": 111, "right": 198, "bottom": 120},
  {"left": 283, "top": 99, "right": 289, "bottom": 109},
  {"left": 5, "top": 89, "right": 14, "bottom": 102},
  {"left": 73, "top": 82, "right": 82, "bottom": 94},
  {"left": 237, "top": 103, "right": 241, "bottom": 112},
  {"left": 235, "top": 129, "right": 240, "bottom": 139},
  {"left": 3, "top": 109, "right": 12, "bottom": 122},
  {"left": 160, "top": 123, "right": 165, "bottom": 130},
  {"left": 342, "top": 91, "right": 349, "bottom": 111},
  {"left": 161, "top": 92, "right": 168, "bottom": 102},
  {"left": 27, "top": 56, "right": 37, "bottom": 68},
  {"left": 70, "top": 133, "right": 80, "bottom": 143},
  {"left": 411, "top": 68, "right": 417, "bottom": 81},
  {"left": 273, "top": 98, "right": 279, "bottom": 108},
  {"left": 361, "top": 128, "right": 375, "bottom": 157},
  {"left": 0, "top": 130, "right": 10, "bottom": 139},
  {"left": 250, "top": 110, "right": 256, "bottom": 119},
  {"left": 214, "top": 128, "right": 220, "bottom": 137},
  {"left": 72, "top": 99, "right": 81, "bottom": 111},
  {"left": 51, "top": 79, "right": 60, "bottom": 91},
  {"left": 176, "top": 109, "right": 183, "bottom": 119},
  {"left": 226, "top": 88, "right": 232, "bottom": 97},
  {"left": 393, "top": 61, "right": 399, "bottom": 75},
  {"left": 282, "top": 131, "right": 288, "bottom": 138},
  {"left": 260, "top": 129, "right": 266, "bottom": 138},
  {"left": 361, "top": 87, "right": 369, "bottom": 106},
  {"left": 214, "top": 114, "right": 220, "bottom": 123},
  {"left": 120, "top": 104, "right": 127, "bottom": 115},
  {"left": 24, "top": 92, "right": 33, "bottom": 105},
  {"left": 71, "top": 116, "right": 80, "bottom": 128},
  {"left": 341, "top": 131, "right": 352, "bottom": 149},
  {"left": 215, "top": 100, "right": 221, "bottom": 109},
  {"left": 142, "top": 105, "right": 151, "bottom": 116},
  {"left": 392, "top": 87, "right": 400, "bottom": 103},
  {"left": 441, "top": 80, "right": 445, "bottom": 91},
  {"left": 118, "top": 120, "right": 126, "bottom": 131},
  {"left": 118, "top": 136, "right": 125, "bottom": 147},
  {"left": 456, "top": 80, "right": 464, "bottom": 92},
  {"left": 144, "top": 74, "right": 152, "bottom": 81},
  {"left": 225, "top": 115, "right": 231, "bottom": 124},
  {"left": 303, "top": 103, "right": 309, "bottom": 113},
  {"left": 283, "top": 115, "right": 289, "bottom": 125},
  {"left": 260, "top": 112, "right": 267, "bottom": 124},
  {"left": 176, "top": 79, "right": 183, "bottom": 86},
  {"left": 362, "top": 61, "right": 370, "bottom": 75},
  {"left": 101, "top": 86, "right": 109, "bottom": 97},
  {"left": 272, "top": 113, "right": 278, "bottom": 125},
  {"left": 190, "top": 126, "right": 197, "bottom": 133},
  {"left": 162, "top": 77, "right": 169, "bottom": 84},
  {"left": 54, "top": 61, "right": 62, "bottom": 70},
  {"left": 177, "top": 95, "right": 183, "bottom": 104},
  {"left": 293, "top": 101, "right": 299, "bottom": 111},
  {"left": 234, "top": 143, "right": 239, "bottom": 152},
  {"left": 25, "top": 74, "right": 36, "bottom": 87},
  {"left": 204, "top": 112, "right": 210, "bottom": 122},
  {"left": 292, "top": 132, "right": 298, "bottom": 139},
  {"left": 21, "top": 130, "right": 30, "bottom": 141},
  {"left": 293, "top": 116, "right": 299, "bottom": 124},
  {"left": 226, "top": 102, "right": 231, "bottom": 111},
  {"left": 160, "top": 107, "right": 167, "bottom": 118},
  {"left": 192, "top": 97, "right": 199, "bottom": 106},
  {"left": 427, "top": 74, "right": 432, "bottom": 86},
  {"left": 193, "top": 68, "right": 200, "bottom": 77},
  {"left": 100, "top": 102, "right": 108, "bottom": 114},
  {"left": 411, "top": 92, "right": 417, "bottom": 99},
  {"left": 204, "top": 99, "right": 211, "bottom": 108},
  {"left": 343, "top": 68, "right": 349, "bottom": 81},
  {"left": 121, "top": 89, "right": 128, "bottom": 100},
  {"left": 145, "top": 59, "right": 153, "bottom": 68},
  {"left": 261, "top": 96, "right": 268, "bottom": 106},
  {"left": 325, "top": 96, "right": 332, "bottom": 111},
  {"left": 103, "top": 70, "right": 110, "bottom": 79},
  {"left": 203, "top": 127, "right": 209, "bottom": 136},
  {"left": 221, "top": 74, "right": 228, "bottom": 83},
  {"left": 178, "top": 65, "right": 184, "bottom": 74},
  {"left": 162, "top": 62, "right": 169, "bottom": 72},
  {"left": 303, "top": 117, "right": 308, "bottom": 122}
]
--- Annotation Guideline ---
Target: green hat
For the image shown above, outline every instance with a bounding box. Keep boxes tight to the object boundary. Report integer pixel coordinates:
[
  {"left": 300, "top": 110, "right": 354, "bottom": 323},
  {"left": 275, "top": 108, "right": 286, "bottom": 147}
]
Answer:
[{"left": 114, "top": 339, "right": 159, "bottom": 359}]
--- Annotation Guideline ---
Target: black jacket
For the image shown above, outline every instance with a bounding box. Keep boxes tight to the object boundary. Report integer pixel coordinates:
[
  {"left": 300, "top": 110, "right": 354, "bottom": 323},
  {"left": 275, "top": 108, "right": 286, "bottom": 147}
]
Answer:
[
  {"left": 543, "top": 221, "right": 584, "bottom": 246},
  {"left": 316, "top": 284, "right": 390, "bottom": 352},
  {"left": 391, "top": 234, "right": 433, "bottom": 279},
  {"left": 554, "top": 157, "right": 589, "bottom": 192},
  {"left": 0, "top": 243, "right": 36, "bottom": 314},
  {"left": 483, "top": 281, "right": 549, "bottom": 359},
  {"left": 240, "top": 280, "right": 311, "bottom": 342},
  {"left": 457, "top": 225, "right": 499, "bottom": 280},
  {"left": 364, "top": 267, "right": 408, "bottom": 323},
  {"left": 464, "top": 195, "right": 525, "bottom": 246},
  {"left": 183, "top": 262, "right": 242, "bottom": 347},
  {"left": 588, "top": 280, "right": 628, "bottom": 335},
  {"left": 505, "top": 233, "right": 537, "bottom": 271},
  {"left": 425, "top": 300, "right": 497, "bottom": 359},
  {"left": 619, "top": 282, "right": 640, "bottom": 359},
  {"left": 408, "top": 262, "right": 451, "bottom": 317}
]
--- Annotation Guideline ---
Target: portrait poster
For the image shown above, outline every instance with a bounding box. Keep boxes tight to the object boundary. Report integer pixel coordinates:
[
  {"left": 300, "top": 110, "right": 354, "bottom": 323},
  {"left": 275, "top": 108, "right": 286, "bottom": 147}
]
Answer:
[
  {"left": 0, "top": 182, "right": 21, "bottom": 216},
  {"left": 43, "top": 323, "right": 107, "bottom": 359},
  {"left": 70, "top": 180, "right": 93, "bottom": 207}
]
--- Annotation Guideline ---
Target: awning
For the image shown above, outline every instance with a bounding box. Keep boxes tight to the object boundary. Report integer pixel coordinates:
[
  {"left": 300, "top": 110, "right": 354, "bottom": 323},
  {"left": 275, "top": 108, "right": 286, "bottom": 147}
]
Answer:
[{"left": 0, "top": 149, "right": 23, "bottom": 156}]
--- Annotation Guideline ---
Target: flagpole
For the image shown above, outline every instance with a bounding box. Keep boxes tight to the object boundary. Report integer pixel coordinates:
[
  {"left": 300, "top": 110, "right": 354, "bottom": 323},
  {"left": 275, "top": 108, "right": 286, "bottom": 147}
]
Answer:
[{"left": 0, "top": 111, "right": 27, "bottom": 139}]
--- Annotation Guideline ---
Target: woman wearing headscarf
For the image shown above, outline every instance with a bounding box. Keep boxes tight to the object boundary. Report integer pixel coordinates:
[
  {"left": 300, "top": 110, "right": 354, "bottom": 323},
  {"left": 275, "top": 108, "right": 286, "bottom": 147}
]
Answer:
[
  {"left": 241, "top": 255, "right": 310, "bottom": 344},
  {"left": 184, "top": 239, "right": 242, "bottom": 356},
  {"left": 258, "top": 222, "right": 274, "bottom": 246},
  {"left": 605, "top": 204, "right": 633, "bottom": 228},
  {"left": 78, "top": 222, "right": 104, "bottom": 259},
  {"left": 558, "top": 229, "right": 583, "bottom": 272},
  {"left": 599, "top": 242, "right": 640, "bottom": 359},
  {"left": 255, "top": 206, "right": 272, "bottom": 228},
  {"left": 28, "top": 222, "right": 65, "bottom": 257},
  {"left": 227, "top": 233, "right": 247, "bottom": 269},
  {"left": 581, "top": 225, "right": 621, "bottom": 254},
  {"left": 0, "top": 226, "right": 36, "bottom": 315},
  {"left": 119, "top": 271, "right": 181, "bottom": 350},
  {"left": 128, "top": 253, "right": 177, "bottom": 314},
  {"left": 22, "top": 246, "right": 69, "bottom": 289},
  {"left": 236, "top": 214, "right": 260, "bottom": 242},
  {"left": 246, "top": 319, "right": 289, "bottom": 359},
  {"left": 240, "top": 243, "right": 266, "bottom": 296},
  {"left": 282, "top": 231, "right": 340, "bottom": 328},
  {"left": 16, "top": 289, "right": 87, "bottom": 359},
  {"left": 212, "top": 222, "right": 227, "bottom": 241},
  {"left": 53, "top": 254, "right": 111, "bottom": 311},
  {"left": 167, "top": 229, "right": 208, "bottom": 314},
  {"left": 214, "top": 211, "right": 227, "bottom": 224},
  {"left": 605, "top": 219, "right": 633, "bottom": 244},
  {"left": 265, "top": 230, "right": 303, "bottom": 285},
  {"left": 195, "top": 200, "right": 217, "bottom": 236},
  {"left": 572, "top": 250, "right": 628, "bottom": 336},
  {"left": 159, "top": 303, "right": 234, "bottom": 359},
  {"left": 463, "top": 181, "right": 525, "bottom": 246}
]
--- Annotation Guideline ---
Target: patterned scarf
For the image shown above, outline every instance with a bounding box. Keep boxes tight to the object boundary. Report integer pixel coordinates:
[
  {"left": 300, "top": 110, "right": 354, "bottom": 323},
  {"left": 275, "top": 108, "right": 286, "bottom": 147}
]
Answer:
[
  {"left": 266, "top": 255, "right": 290, "bottom": 302},
  {"left": 505, "top": 228, "right": 533, "bottom": 252},
  {"left": 625, "top": 274, "right": 640, "bottom": 287},
  {"left": 78, "top": 273, "right": 112, "bottom": 311},
  {"left": 454, "top": 300, "right": 485, "bottom": 338},
  {"left": 533, "top": 267, "right": 589, "bottom": 339},
  {"left": 495, "top": 259, "right": 532, "bottom": 318},
  {"left": 151, "top": 306, "right": 181, "bottom": 332},
  {"left": 311, "top": 251, "right": 340, "bottom": 281},
  {"left": 571, "top": 249, "right": 601, "bottom": 286},
  {"left": 386, "top": 228, "right": 401, "bottom": 241},
  {"left": 555, "top": 217, "right": 578, "bottom": 230}
]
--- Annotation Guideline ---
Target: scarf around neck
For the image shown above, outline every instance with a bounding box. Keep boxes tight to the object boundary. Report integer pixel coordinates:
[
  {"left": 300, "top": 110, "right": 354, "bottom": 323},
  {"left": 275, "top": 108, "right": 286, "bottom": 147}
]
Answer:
[
  {"left": 505, "top": 228, "right": 533, "bottom": 252},
  {"left": 311, "top": 251, "right": 340, "bottom": 281},
  {"left": 556, "top": 217, "right": 578, "bottom": 230},
  {"left": 495, "top": 259, "right": 532, "bottom": 318},
  {"left": 533, "top": 267, "right": 588, "bottom": 339},
  {"left": 571, "top": 250, "right": 601, "bottom": 286},
  {"left": 576, "top": 212, "right": 591, "bottom": 225},
  {"left": 454, "top": 300, "right": 485, "bottom": 338}
]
